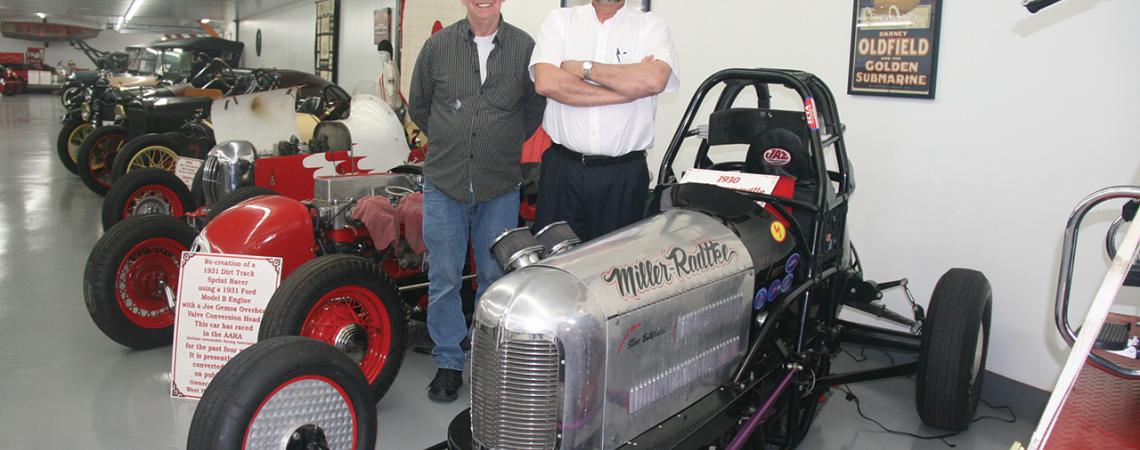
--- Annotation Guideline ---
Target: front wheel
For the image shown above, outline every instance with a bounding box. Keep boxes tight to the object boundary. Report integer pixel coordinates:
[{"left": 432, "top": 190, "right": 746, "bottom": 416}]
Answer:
[
  {"left": 102, "top": 168, "right": 196, "bottom": 231},
  {"left": 77, "top": 125, "right": 128, "bottom": 195},
  {"left": 56, "top": 118, "right": 92, "bottom": 175},
  {"left": 259, "top": 254, "right": 408, "bottom": 402},
  {"left": 83, "top": 214, "right": 197, "bottom": 349},
  {"left": 110, "top": 132, "right": 183, "bottom": 182},
  {"left": 916, "top": 268, "right": 992, "bottom": 431},
  {"left": 187, "top": 336, "right": 377, "bottom": 450}
]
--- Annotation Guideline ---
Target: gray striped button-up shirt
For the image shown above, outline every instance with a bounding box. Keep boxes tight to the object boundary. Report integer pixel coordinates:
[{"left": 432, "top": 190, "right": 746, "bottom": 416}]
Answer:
[{"left": 409, "top": 18, "right": 546, "bottom": 202}]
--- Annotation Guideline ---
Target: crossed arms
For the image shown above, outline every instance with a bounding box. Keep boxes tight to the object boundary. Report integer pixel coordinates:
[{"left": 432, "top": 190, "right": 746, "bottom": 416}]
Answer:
[{"left": 533, "top": 57, "right": 672, "bottom": 107}]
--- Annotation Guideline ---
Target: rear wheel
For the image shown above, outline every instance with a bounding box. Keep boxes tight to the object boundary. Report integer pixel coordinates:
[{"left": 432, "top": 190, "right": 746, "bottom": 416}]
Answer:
[
  {"left": 186, "top": 336, "right": 377, "bottom": 450},
  {"left": 102, "top": 168, "right": 196, "bottom": 231},
  {"left": 56, "top": 118, "right": 92, "bottom": 175},
  {"left": 916, "top": 268, "right": 992, "bottom": 430},
  {"left": 83, "top": 214, "right": 196, "bottom": 349},
  {"left": 111, "top": 133, "right": 183, "bottom": 181},
  {"left": 77, "top": 125, "right": 128, "bottom": 195},
  {"left": 259, "top": 254, "right": 408, "bottom": 402}
]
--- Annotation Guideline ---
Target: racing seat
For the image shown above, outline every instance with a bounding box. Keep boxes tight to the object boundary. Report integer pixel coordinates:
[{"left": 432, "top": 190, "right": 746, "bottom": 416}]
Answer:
[{"left": 743, "top": 127, "right": 818, "bottom": 199}]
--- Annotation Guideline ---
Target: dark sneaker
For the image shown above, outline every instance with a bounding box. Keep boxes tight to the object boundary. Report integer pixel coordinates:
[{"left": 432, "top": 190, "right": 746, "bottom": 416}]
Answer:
[{"left": 427, "top": 368, "right": 463, "bottom": 402}]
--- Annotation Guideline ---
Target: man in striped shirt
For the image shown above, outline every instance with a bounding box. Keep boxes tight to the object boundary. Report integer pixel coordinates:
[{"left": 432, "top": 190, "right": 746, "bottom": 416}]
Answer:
[{"left": 409, "top": 0, "right": 545, "bottom": 403}]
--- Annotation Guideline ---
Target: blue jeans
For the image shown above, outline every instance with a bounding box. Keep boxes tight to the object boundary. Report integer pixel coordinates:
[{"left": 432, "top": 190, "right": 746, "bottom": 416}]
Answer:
[{"left": 423, "top": 178, "right": 519, "bottom": 371}]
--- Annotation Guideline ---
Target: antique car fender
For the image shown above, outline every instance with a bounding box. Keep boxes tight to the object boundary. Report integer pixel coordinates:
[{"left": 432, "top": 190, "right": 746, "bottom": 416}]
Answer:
[{"left": 194, "top": 195, "right": 317, "bottom": 278}]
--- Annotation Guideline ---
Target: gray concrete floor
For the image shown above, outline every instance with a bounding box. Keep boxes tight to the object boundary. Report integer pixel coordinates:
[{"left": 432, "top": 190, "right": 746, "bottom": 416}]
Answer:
[{"left": 0, "top": 93, "right": 1035, "bottom": 449}]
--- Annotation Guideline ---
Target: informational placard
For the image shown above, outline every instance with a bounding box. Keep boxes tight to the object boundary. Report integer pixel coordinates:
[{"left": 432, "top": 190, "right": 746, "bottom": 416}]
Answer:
[
  {"left": 847, "top": 0, "right": 942, "bottom": 98},
  {"left": 170, "top": 252, "right": 282, "bottom": 399},
  {"left": 174, "top": 157, "right": 203, "bottom": 189},
  {"left": 681, "top": 168, "right": 781, "bottom": 195}
]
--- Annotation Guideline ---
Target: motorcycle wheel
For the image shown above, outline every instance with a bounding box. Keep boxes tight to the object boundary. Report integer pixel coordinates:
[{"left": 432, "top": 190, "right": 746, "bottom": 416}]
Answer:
[
  {"left": 102, "top": 168, "right": 196, "bottom": 231},
  {"left": 83, "top": 214, "right": 196, "bottom": 349},
  {"left": 259, "top": 254, "right": 408, "bottom": 402},
  {"left": 916, "top": 268, "right": 992, "bottom": 430},
  {"left": 186, "top": 336, "right": 376, "bottom": 450},
  {"left": 111, "top": 132, "right": 183, "bottom": 182},
  {"left": 77, "top": 125, "right": 128, "bottom": 195},
  {"left": 56, "top": 118, "right": 92, "bottom": 175}
]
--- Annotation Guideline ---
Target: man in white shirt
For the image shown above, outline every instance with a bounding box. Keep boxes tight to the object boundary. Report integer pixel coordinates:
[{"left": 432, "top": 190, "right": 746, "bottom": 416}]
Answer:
[{"left": 530, "top": 0, "right": 679, "bottom": 241}]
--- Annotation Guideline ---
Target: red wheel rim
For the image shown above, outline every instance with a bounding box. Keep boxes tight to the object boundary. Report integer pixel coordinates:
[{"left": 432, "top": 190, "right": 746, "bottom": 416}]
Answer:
[
  {"left": 89, "top": 134, "right": 126, "bottom": 188},
  {"left": 121, "top": 184, "right": 186, "bottom": 220},
  {"left": 114, "top": 237, "right": 182, "bottom": 329},
  {"left": 301, "top": 285, "right": 393, "bottom": 384}
]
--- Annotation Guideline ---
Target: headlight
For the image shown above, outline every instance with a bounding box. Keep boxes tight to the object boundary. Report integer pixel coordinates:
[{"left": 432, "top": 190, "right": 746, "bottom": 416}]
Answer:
[
  {"left": 201, "top": 140, "right": 257, "bottom": 206},
  {"left": 191, "top": 230, "right": 214, "bottom": 253},
  {"left": 81, "top": 103, "right": 91, "bottom": 120},
  {"left": 114, "top": 104, "right": 126, "bottom": 120}
]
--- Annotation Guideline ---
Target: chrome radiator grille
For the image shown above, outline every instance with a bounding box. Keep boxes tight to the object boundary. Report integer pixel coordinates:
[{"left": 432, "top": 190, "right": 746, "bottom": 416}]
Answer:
[{"left": 471, "top": 324, "right": 562, "bottom": 450}]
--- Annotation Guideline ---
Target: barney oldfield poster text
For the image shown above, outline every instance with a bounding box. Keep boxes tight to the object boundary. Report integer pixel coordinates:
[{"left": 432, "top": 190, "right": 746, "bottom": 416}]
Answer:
[{"left": 848, "top": 0, "right": 942, "bottom": 98}]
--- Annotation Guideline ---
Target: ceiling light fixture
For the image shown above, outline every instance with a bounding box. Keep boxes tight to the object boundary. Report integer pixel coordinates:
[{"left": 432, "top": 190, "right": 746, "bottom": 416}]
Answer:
[
  {"left": 200, "top": 18, "right": 210, "bottom": 24},
  {"left": 114, "top": 0, "right": 145, "bottom": 31},
  {"left": 35, "top": 12, "right": 47, "bottom": 19}
]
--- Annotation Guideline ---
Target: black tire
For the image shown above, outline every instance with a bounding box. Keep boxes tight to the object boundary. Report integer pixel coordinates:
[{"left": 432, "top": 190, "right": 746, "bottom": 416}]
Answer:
[
  {"left": 83, "top": 214, "right": 197, "bottom": 349},
  {"left": 187, "top": 336, "right": 377, "bottom": 450},
  {"left": 916, "top": 268, "right": 993, "bottom": 431},
  {"left": 102, "top": 168, "right": 197, "bottom": 231},
  {"left": 190, "top": 165, "right": 205, "bottom": 208},
  {"left": 77, "top": 125, "right": 129, "bottom": 195},
  {"left": 111, "top": 132, "right": 184, "bottom": 182},
  {"left": 56, "top": 118, "right": 91, "bottom": 175},
  {"left": 206, "top": 186, "right": 278, "bottom": 222},
  {"left": 259, "top": 254, "right": 408, "bottom": 402}
]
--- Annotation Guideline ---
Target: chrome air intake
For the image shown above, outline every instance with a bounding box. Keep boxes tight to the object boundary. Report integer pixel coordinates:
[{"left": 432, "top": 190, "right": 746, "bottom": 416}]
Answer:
[
  {"left": 490, "top": 227, "right": 545, "bottom": 273},
  {"left": 535, "top": 221, "right": 580, "bottom": 257},
  {"left": 201, "top": 140, "right": 256, "bottom": 206}
]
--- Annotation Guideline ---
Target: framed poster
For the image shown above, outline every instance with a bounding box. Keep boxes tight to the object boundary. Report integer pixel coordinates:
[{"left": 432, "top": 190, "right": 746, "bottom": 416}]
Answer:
[
  {"left": 314, "top": 0, "right": 340, "bottom": 83},
  {"left": 847, "top": 0, "right": 942, "bottom": 99},
  {"left": 561, "top": 0, "right": 650, "bottom": 11}
]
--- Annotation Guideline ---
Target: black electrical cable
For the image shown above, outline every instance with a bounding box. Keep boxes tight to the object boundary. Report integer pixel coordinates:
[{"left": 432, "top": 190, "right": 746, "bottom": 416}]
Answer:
[{"left": 836, "top": 385, "right": 1017, "bottom": 448}]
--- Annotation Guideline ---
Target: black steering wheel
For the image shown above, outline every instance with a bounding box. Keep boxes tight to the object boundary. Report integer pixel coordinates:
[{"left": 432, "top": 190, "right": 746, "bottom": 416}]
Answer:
[
  {"left": 191, "top": 58, "right": 236, "bottom": 93},
  {"left": 319, "top": 84, "right": 352, "bottom": 120},
  {"left": 248, "top": 68, "right": 279, "bottom": 94}
]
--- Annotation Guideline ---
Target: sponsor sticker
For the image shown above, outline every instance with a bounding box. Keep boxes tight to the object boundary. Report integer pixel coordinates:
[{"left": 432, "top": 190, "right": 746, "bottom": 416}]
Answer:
[
  {"left": 753, "top": 288, "right": 769, "bottom": 310},
  {"left": 770, "top": 221, "right": 787, "bottom": 243},
  {"left": 804, "top": 97, "right": 819, "bottom": 130},
  {"left": 768, "top": 279, "right": 782, "bottom": 299},
  {"left": 763, "top": 148, "right": 792, "bottom": 167},
  {"left": 780, "top": 273, "right": 794, "bottom": 293},
  {"left": 785, "top": 253, "right": 801, "bottom": 274}
]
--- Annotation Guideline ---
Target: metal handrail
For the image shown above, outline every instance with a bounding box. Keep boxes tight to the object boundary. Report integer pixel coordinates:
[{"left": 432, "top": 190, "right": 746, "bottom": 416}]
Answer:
[{"left": 1054, "top": 185, "right": 1140, "bottom": 378}]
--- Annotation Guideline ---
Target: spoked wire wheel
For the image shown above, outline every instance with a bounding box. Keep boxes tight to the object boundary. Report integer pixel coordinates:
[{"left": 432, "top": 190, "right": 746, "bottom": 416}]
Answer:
[
  {"left": 260, "top": 254, "right": 408, "bottom": 402},
  {"left": 127, "top": 145, "right": 179, "bottom": 172},
  {"left": 78, "top": 125, "right": 128, "bottom": 195}
]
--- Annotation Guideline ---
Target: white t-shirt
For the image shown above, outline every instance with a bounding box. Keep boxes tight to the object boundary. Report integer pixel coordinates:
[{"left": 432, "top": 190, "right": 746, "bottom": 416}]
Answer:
[
  {"left": 474, "top": 32, "right": 497, "bottom": 84},
  {"left": 529, "top": 4, "right": 680, "bottom": 157}
]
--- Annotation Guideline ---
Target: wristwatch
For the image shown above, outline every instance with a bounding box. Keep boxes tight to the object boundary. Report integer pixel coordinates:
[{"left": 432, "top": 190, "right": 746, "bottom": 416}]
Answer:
[{"left": 582, "top": 61, "right": 594, "bottom": 81}]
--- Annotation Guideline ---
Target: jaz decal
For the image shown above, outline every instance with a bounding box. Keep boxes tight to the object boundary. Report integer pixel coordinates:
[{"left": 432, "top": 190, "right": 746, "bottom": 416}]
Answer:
[
  {"left": 602, "top": 240, "right": 738, "bottom": 300},
  {"left": 763, "top": 148, "right": 792, "bottom": 166},
  {"left": 616, "top": 322, "right": 668, "bottom": 355}
]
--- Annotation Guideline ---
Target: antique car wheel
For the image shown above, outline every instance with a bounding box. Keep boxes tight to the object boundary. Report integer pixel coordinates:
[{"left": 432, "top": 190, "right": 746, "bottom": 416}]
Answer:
[
  {"left": 111, "top": 132, "right": 183, "bottom": 181},
  {"left": 77, "top": 125, "right": 128, "bottom": 195},
  {"left": 186, "top": 336, "right": 376, "bottom": 450},
  {"left": 259, "top": 254, "right": 408, "bottom": 402},
  {"left": 83, "top": 214, "right": 196, "bottom": 349},
  {"left": 206, "top": 186, "right": 278, "bottom": 222},
  {"left": 916, "top": 268, "right": 992, "bottom": 430},
  {"left": 56, "top": 118, "right": 92, "bottom": 175},
  {"left": 102, "top": 168, "right": 196, "bottom": 231}
]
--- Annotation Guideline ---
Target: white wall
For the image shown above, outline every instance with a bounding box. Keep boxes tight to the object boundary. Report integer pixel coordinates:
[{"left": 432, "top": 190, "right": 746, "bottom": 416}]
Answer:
[
  {"left": 237, "top": 0, "right": 315, "bottom": 72},
  {"left": 0, "top": 31, "right": 164, "bottom": 71}
]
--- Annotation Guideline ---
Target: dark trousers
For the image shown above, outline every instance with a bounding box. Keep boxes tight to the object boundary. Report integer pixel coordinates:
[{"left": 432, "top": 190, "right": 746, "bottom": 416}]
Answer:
[{"left": 534, "top": 144, "right": 650, "bottom": 241}]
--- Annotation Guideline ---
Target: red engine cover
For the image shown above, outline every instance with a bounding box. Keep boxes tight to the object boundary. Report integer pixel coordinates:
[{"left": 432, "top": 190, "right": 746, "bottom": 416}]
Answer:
[{"left": 201, "top": 195, "right": 316, "bottom": 278}]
